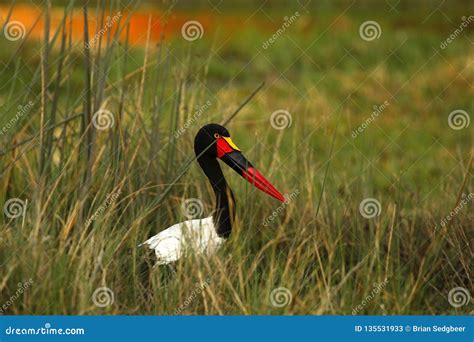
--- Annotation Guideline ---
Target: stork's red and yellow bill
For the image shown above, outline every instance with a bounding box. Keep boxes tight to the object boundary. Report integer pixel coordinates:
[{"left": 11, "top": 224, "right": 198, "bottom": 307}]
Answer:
[{"left": 216, "top": 135, "right": 285, "bottom": 202}]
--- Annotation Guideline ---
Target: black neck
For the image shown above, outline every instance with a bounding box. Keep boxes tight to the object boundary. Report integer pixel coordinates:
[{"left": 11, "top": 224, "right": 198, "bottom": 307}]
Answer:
[{"left": 197, "top": 155, "right": 236, "bottom": 238}]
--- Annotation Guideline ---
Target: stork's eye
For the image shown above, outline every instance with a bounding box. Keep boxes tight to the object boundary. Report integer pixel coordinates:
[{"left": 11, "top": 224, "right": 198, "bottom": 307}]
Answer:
[{"left": 214, "top": 133, "right": 220, "bottom": 139}]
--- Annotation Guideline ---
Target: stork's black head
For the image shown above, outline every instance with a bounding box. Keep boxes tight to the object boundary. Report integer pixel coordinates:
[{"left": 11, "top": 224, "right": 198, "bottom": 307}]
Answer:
[
  {"left": 194, "top": 123, "right": 232, "bottom": 158},
  {"left": 194, "top": 123, "right": 285, "bottom": 202}
]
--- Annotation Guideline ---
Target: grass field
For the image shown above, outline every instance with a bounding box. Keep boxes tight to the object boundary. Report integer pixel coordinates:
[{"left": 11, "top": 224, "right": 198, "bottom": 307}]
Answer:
[{"left": 0, "top": 0, "right": 472, "bottom": 315}]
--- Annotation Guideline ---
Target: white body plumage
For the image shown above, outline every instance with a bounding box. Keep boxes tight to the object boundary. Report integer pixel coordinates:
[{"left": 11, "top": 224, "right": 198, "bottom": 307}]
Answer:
[{"left": 141, "top": 216, "right": 225, "bottom": 265}]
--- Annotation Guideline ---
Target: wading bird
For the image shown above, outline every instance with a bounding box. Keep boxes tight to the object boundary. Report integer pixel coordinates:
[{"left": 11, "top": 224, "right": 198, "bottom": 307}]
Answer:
[{"left": 142, "top": 123, "right": 285, "bottom": 265}]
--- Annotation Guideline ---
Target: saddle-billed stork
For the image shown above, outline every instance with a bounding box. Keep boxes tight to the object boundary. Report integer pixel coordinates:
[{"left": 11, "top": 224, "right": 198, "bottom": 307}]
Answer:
[{"left": 142, "top": 123, "right": 285, "bottom": 265}]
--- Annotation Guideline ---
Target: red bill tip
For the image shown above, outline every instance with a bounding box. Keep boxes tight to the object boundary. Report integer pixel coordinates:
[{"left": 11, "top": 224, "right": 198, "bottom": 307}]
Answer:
[{"left": 242, "top": 167, "right": 285, "bottom": 202}]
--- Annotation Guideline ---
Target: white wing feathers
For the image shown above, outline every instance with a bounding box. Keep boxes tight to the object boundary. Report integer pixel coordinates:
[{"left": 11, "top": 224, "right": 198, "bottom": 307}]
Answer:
[{"left": 141, "top": 216, "right": 224, "bottom": 265}]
